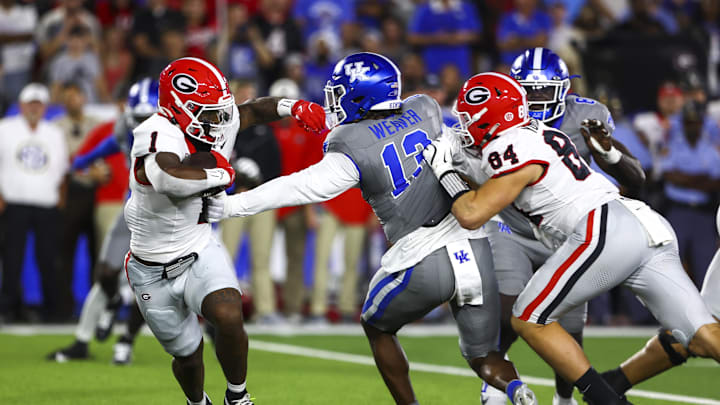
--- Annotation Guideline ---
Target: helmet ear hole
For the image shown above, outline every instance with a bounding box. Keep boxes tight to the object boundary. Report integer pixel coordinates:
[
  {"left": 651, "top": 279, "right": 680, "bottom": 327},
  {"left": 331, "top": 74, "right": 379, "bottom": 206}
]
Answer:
[{"left": 352, "top": 96, "right": 365, "bottom": 103}]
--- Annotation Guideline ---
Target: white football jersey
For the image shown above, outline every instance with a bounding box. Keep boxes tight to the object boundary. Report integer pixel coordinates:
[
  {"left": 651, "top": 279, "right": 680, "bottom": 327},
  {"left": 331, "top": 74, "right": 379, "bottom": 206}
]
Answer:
[
  {"left": 478, "top": 119, "right": 619, "bottom": 243},
  {"left": 124, "top": 106, "right": 239, "bottom": 263}
]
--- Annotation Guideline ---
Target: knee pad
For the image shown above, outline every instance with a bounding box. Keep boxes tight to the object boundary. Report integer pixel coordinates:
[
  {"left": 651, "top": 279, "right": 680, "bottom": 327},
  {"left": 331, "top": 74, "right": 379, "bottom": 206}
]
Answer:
[{"left": 658, "top": 329, "right": 690, "bottom": 365}]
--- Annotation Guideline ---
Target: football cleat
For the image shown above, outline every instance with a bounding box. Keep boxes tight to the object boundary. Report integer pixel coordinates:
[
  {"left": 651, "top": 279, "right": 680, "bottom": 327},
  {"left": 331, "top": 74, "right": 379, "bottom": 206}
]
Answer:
[
  {"left": 46, "top": 341, "right": 89, "bottom": 362},
  {"left": 513, "top": 383, "right": 538, "bottom": 405},
  {"left": 112, "top": 341, "right": 133, "bottom": 365},
  {"left": 225, "top": 389, "right": 254, "bottom": 405},
  {"left": 481, "top": 381, "right": 507, "bottom": 404},
  {"left": 552, "top": 393, "right": 578, "bottom": 405}
]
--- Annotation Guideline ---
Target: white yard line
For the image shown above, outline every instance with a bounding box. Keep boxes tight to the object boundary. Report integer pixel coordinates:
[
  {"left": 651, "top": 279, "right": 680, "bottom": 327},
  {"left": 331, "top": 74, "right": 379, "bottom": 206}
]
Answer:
[
  {"left": 0, "top": 323, "right": 661, "bottom": 337},
  {"left": 249, "top": 340, "right": 720, "bottom": 405}
]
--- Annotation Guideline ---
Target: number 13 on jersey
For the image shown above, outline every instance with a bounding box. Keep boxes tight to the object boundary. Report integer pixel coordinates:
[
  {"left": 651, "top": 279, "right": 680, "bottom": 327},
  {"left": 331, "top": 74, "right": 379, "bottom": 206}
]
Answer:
[{"left": 381, "top": 129, "right": 431, "bottom": 197}]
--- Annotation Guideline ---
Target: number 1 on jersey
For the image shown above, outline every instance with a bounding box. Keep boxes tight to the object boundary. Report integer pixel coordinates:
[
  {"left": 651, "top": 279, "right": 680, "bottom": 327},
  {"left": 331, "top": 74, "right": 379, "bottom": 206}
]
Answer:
[{"left": 381, "top": 129, "right": 431, "bottom": 197}]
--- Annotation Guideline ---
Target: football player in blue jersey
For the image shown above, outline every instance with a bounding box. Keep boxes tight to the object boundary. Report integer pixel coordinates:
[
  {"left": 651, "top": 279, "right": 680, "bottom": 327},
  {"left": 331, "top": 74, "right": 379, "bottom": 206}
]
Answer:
[
  {"left": 47, "top": 79, "right": 159, "bottom": 364},
  {"left": 478, "top": 48, "right": 646, "bottom": 405},
  {"left": 208, "top": 52, "right": 538, "bottom": 405}
]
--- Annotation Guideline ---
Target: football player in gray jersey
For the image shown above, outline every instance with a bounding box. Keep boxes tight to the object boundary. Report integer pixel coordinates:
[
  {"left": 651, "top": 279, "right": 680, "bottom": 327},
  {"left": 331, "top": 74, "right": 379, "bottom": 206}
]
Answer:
[
  {"left": 209, "top": 52, "right": 538, "bottom": 405},
  {"left": 47, "top": 78, "right": 159, "bottom": 365},
  {"left": 473, "top": 48, "right": 646, "bottom": 405}
]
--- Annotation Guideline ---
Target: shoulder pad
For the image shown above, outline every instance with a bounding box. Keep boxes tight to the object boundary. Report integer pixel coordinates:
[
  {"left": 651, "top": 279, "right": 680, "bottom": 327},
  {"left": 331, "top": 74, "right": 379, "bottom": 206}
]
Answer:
[{"left": 131, "top": 115, "right": 186, "bottom": 159}]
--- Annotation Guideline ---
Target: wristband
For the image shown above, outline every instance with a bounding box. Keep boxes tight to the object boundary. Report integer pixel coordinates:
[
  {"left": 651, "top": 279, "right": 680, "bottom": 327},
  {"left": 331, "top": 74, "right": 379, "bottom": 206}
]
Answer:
[
  {"left": 204, "top": 168, "right": 231, "bottom": 189},
  {"left": 277, "top": 98, "right": 298, "bottom": 117},
  {"left": 589, "top": 137, "right": 622, "bottom": 164},
  {"left": 439, "top": 171, "right": 470, "bottom": 202}
]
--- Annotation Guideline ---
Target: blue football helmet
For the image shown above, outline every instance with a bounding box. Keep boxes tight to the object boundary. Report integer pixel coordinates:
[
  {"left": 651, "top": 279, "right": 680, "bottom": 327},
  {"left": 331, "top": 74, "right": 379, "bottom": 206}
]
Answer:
[
  {"left": 509, "top": 48, "right": 570, "bottom": 123},
  {"left": 125, "top": 77, "right": 160, "bottom": 129},
  {"left": 324, "top": 52, "right": 402, "bottom": 129}
]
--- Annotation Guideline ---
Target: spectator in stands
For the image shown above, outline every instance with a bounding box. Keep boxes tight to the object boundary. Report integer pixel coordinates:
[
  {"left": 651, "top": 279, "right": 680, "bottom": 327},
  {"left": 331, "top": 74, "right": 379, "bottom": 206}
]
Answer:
[
  {"left": 35, "top": 0, "right": 101, "bottom": 63},
  {"left": 355, "top": 0, "right": 391, "bottom": 29},
  {"left": 101, "top": 26, "right": 134, "bottom": 100},
  {"left": 633, "top": 81, "right": 685, "bottom": 179},
  {"left": 129, "top": 0, "right": 184, "bottom": 79},
  {"left": 181, "top": 0, "right": 217, "bottom": 59},
  {"left": 269, "top": 78, "right": 323, "bottom": 324},
  {"left": 407, "top": 0, "right": 482, "bottom": 78},
  {"left": 221, "top": 79, "right": 284, "bottom": 325},
  {"left": 49, "top": 24, "right": 109, "bottom": 104},
  {"left": 94, "top": 0, "right": 136, "bottom": 31},
  {"left": 439, "top": 64, "right": 462, "bottom": 108},
  {"left": 0, "top": 84, "right": 67, "bottom": 323},
  {"left": 53, "top": 82, "right": 106, "bottom": 320},
  {"left": 0, "top": 0, "right": 37, "bottom": 114},
  {"left": 612, "top": 0, "right": 674, "bottom": 36},
  {"left": 400, "top": 52, "right": 427, "bottom": 94},
  {"left": 308, "top": 188, "right": 373, "bottom": 325},
  {"left": 292, "top": 0, "right": 355, "bottom": 41},
  {"left": 303, "top": 30, "right": 340, "bottom": 105},
  {"left": 661, "top": 100, "right": 720, "bottom": 287},
  {"left": 496, "top": 0, "right": 552, "bottom": 69},
  {"left": 252, "top": 0, "right": 304, "bottom": 90},
  {"left": 379, "top": 15, "right": 408, "bottom": 65},
  {"left": 547, "top": 0, "right": 588, "bottom": 96},
  {"left": 210, "top": 1, "right": 269, "bottom": 82},
  {"left": 143, "top": 28, "right": 188, "bottom": 80}
]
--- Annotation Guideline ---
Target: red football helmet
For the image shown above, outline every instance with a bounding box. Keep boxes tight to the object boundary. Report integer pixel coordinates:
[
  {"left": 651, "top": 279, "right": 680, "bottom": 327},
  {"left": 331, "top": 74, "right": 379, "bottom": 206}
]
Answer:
[
  {"left": 452, "top": 72, "right": 528, "bottom": 148},
  {"left": 158, "top": 57, "right": 235, "bottom": 145}
]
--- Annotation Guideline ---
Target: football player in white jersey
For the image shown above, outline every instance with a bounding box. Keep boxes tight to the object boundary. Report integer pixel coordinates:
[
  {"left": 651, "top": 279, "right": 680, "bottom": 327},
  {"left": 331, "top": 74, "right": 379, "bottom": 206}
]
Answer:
[
  {"left": 124, "top": 57, "right": 325, "bottom": 405},
  {"left": 422, "top": 72, "right": 720, "bottom": 405}
]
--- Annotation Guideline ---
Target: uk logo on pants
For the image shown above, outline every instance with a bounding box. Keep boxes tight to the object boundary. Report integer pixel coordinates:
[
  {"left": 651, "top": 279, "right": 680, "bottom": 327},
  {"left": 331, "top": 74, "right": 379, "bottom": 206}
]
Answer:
[{"left": 454, "top": 250, "right": 470, "bottom": 264}]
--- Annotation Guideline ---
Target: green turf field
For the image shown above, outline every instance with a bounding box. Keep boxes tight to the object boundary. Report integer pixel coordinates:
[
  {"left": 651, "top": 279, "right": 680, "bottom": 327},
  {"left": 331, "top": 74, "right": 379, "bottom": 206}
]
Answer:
[{"left": 1, "top": 332, "right": 718, "bottom": 404}]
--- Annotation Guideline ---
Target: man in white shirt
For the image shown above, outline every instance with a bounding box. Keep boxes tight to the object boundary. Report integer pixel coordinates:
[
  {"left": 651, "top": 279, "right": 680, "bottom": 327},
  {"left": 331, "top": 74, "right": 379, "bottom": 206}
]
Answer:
[{"left": 0, "top": 83, "right": 68, "bottom": 323}]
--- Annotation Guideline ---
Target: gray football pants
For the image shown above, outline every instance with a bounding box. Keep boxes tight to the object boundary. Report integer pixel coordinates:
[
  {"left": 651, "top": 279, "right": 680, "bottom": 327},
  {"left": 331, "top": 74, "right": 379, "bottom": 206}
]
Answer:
[{"left": 361, "top": 238, "right": 500, "bottom": 360}]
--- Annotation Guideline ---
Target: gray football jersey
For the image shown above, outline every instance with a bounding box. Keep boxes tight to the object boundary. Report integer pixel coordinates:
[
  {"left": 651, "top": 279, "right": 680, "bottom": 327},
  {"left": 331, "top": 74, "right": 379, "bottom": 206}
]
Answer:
[
  {"left": 325, "top": 94, "right": 451, "bottom": 243},
  {"left": 497, "top": 95, "right": 616, "bottom": 238}
]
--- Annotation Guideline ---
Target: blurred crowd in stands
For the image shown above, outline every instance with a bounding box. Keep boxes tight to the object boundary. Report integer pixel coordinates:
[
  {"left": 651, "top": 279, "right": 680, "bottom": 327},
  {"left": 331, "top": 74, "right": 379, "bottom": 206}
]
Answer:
[{"left": 0, "top": 0, "right": 719, "bottom": 327}]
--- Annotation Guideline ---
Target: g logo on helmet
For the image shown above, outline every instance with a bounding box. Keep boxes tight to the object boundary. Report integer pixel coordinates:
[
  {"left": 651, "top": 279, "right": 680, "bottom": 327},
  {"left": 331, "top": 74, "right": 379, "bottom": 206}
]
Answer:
[
  {"left": 172, "top": 73, "right": 198, "bottom": 94},
  {"left": 465, "top": 87, "right": 491, "bottom": 105}
]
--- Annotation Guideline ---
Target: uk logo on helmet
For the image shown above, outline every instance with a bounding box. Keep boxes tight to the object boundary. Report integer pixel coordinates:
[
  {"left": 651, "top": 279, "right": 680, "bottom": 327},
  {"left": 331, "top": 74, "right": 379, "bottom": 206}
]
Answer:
[
  {"left": 464, "top": 87, "right": 491, "bottom": 105},
  {"left": 344, "top": 62, "right": 371, "bottom": 83},
  {"left": 172, "top": 73, "right": 198, "bottom": 94}
]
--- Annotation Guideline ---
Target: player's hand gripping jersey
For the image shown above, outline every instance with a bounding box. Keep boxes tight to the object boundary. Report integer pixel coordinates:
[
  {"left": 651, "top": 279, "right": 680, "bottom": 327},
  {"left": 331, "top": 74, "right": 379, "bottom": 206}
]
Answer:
[
  {"left": 478, "top": 119, "right": 618, "bottom": 246},
  {"left": 124, "top": 107, "right": 239, "bottom": 263}
]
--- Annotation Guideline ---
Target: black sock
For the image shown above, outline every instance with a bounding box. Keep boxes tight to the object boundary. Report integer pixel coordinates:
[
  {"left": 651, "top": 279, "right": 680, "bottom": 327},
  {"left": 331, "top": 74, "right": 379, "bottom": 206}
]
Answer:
[
  {"left": 118, "top": 334, "right": 134, "bottom": 345},
  {"left": 575, "top": 367, "right": 623, "bottom": 404},
  {"left": 601, "top": 367, "right": 633, "bottom": 395}
]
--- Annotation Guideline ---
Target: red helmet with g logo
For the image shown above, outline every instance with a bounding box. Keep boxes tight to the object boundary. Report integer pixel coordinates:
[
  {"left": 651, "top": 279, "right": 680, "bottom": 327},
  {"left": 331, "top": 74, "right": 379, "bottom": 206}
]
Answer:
[
  {"left": 158, "top": 57, "right": 235, "bottom": 145},
  {"left": 453, "top": 72, "right": 528, "bottom": 148}
]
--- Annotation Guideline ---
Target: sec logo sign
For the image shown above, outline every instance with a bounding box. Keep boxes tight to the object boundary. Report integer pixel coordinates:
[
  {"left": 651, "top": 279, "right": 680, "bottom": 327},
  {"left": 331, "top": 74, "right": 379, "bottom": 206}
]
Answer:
[{"left": 464, "top": 87, "right": 490, "bottom": 105}]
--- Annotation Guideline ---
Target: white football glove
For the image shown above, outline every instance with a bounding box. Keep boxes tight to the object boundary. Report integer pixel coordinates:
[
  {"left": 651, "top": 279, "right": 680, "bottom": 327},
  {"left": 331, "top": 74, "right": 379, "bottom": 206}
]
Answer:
[
  {"left": 206, "top": 192, "right": 230, "bottom": 223},
  {"left": 423, "top": 135, "right": 470, "bottom": 201},
  {"left": 422, "top": 135, "right": 455, "bottom": 180},
  {"left": 233, "top": 157, "right": 262, "bottom": 183}
]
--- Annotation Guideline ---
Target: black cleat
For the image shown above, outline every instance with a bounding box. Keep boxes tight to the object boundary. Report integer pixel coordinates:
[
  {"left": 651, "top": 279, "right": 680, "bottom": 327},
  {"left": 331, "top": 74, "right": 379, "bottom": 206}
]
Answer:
[
  {"left": 46, "top": 340, "right": 89, "bottom": 362},
  {"left": 225, "top": 389, "right": 254, "bottom": 405}
]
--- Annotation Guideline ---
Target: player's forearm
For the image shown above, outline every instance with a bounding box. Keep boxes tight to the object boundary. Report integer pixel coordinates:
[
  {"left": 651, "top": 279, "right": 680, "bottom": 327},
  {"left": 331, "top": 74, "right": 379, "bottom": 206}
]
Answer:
[
  {"left": 592, "top": 139, "right": 646, "bottom": 189},
  {"left": 224, "top": 168, "right": 351, "bottom": 217},
  {"left": 145, "top": 155, "right": 230, "bottom": 198},
  {"left": 73, "top": 136, "right": 121, "bottom": 170},
  {"left": 237, "top": 97, "right": 285, "bottom": 130},
  {"left": 224, "top": 154, "right": 358, "bottom": 217}
]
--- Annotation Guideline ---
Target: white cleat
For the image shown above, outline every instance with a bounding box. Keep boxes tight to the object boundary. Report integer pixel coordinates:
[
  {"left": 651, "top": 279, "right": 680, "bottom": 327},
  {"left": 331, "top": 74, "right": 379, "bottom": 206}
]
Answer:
[
  {"left": 481, "top": 381, "right": 508, "bottom": 404},
  {"left": 112, "top": 342, "right": 133, "bottom": 365},
  {"left": 552, "top": 393, "right": 578, "bottom": 405},
  {"left": 513, "top": 383, "right": 538, "bottom": 405}
]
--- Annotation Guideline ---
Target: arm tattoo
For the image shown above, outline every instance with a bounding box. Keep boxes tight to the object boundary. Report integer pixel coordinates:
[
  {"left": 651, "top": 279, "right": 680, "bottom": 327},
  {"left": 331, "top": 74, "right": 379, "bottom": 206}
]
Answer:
[{"left": 237, "top": 96, "right": 283, "bottom": 131}]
